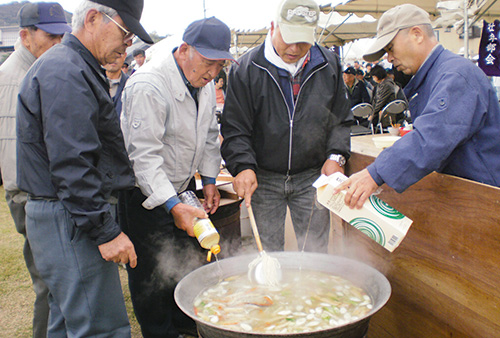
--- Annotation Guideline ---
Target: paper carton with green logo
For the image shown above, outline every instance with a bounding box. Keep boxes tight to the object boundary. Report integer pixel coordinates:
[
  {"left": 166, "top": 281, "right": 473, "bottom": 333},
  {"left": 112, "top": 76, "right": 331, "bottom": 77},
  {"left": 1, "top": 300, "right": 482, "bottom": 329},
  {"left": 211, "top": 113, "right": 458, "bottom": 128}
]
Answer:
[{"left": 313, "top": 173, "right": 413, "bottom": 252}]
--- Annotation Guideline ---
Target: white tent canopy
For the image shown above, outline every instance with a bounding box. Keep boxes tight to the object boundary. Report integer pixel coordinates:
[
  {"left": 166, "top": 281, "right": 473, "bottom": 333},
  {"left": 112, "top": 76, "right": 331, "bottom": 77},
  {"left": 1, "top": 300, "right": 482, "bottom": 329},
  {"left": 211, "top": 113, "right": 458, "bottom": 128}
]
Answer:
[{"left": 231, "top": 10, "right": 377, "bottom": 57}]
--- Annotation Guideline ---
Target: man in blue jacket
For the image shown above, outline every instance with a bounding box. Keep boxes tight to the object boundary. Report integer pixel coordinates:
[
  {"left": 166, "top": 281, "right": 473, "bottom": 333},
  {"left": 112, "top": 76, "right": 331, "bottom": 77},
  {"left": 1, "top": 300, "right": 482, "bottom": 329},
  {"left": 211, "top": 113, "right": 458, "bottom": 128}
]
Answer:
[
  {"left": 334, "top": 4, "right": 500, "bottom": 208},
  {"left": 221, "top": 0, "right": 352, "bottom": 252},
  {"left": 16, "top": 0, "right": 153, "bottom": 336}
]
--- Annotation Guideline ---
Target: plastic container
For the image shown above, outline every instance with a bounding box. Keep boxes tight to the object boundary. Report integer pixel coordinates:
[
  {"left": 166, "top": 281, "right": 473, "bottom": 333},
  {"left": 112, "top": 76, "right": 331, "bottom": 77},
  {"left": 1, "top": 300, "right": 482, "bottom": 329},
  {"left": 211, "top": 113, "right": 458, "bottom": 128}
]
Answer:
[
  {"left": 178, "top": 190, "right": 221, "bottom": 256},
  {"left": 387, "top": 126, "right": 400, "bottom": 136}
]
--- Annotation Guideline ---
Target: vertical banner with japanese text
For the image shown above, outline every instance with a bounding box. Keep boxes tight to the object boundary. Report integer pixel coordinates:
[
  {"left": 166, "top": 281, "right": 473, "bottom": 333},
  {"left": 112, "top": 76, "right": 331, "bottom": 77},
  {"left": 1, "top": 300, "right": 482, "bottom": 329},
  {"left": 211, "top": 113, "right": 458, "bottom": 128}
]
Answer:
[{"left": 479, "top": 20, "right": 500, "bottom": 76}]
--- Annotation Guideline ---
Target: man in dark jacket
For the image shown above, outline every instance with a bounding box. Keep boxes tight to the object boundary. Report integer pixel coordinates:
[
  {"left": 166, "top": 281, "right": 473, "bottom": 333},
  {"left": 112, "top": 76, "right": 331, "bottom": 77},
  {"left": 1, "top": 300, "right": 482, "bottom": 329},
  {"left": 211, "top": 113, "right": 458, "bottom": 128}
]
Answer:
[
  {"left": 370, "top": 64, "right": 399, "bottom": 128},
  {"left": 0, "top": 4, "right": 71, "bottom": 337},
  {"left": 343, "top": 66, "right": 370, "bottom": 108},
  {"left": 105, "top": 51, "right": 129, "bottom": 117},
  {"left": 16, "top": 0, "right": 153, "bottom": 336},
  {"left": 221, "top": 0, "right": 352, "bottom": 252}
]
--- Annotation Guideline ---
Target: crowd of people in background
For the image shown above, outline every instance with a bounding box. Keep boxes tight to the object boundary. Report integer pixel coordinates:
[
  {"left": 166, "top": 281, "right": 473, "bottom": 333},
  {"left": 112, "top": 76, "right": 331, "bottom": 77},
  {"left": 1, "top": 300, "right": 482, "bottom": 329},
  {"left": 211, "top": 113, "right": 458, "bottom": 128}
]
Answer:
[{"left": 342, "top": 58, "right": 411, "bottom": 129}]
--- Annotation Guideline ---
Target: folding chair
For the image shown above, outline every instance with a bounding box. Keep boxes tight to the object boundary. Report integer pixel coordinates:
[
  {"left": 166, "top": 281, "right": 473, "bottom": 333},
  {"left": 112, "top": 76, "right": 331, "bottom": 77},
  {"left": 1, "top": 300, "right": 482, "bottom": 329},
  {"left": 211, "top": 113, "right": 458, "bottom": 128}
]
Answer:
[
  {"left": 376, "top": 99, "right": 408, "bottom": 134},
  {"left": 350, "top": 103, "right": 374, "bottom": 136}
]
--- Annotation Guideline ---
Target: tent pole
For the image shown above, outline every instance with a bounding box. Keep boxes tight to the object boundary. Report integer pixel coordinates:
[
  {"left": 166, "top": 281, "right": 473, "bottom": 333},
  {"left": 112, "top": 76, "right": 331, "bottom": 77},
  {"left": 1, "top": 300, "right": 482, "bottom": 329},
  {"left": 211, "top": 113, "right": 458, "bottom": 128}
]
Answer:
[{"left": 464, "top": 0, "right": 469, "bottom": 59}]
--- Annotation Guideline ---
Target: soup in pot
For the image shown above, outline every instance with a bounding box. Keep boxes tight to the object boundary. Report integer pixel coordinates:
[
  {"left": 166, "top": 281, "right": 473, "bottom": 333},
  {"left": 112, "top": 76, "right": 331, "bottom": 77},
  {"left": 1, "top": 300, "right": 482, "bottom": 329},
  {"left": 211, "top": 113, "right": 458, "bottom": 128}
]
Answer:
[{"left": 194, "top": 269, "right": 373, "bottom": 334}]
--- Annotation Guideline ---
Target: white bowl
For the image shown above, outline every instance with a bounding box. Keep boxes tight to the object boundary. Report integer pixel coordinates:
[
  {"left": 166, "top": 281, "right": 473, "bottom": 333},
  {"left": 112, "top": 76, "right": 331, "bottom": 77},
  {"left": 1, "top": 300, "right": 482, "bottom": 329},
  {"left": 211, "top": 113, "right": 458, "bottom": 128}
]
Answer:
[
  {"left": 372, "top": 136, "right": 401, "bottom": 149},
  {"left": 387, "top": 127, "right": 400, "bottom": 136}
]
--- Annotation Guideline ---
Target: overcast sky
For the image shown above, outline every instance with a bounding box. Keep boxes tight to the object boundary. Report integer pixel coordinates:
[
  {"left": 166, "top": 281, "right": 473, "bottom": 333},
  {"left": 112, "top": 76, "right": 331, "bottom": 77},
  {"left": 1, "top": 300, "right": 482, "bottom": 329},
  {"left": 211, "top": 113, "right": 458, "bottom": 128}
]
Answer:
[
  {"left": 1, "top": 0, "right": 347, "bottom": 36},
  {"left": 1, "top": 0, "right": 374, "bottom": 60}
]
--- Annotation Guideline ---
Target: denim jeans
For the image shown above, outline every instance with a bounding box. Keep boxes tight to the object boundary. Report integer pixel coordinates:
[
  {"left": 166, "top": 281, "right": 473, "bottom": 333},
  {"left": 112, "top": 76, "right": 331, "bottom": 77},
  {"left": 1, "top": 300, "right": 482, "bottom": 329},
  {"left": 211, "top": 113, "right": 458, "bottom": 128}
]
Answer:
[
  {"left": 251, "top": 168, "right": 330, "bottom": 252},
  {"left": 25, "top": 199, "right": 131, "bottom": 338},
  {"left": 5, "top": 189, "right": 49, "bottom": 338}
]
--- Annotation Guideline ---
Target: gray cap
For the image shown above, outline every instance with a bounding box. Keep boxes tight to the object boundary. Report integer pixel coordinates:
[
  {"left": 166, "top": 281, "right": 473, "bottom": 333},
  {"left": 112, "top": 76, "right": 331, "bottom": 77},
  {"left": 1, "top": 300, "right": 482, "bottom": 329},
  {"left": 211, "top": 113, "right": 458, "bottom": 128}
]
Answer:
[
  {"left": 363, "top": 4, "right": 431, "bottom": 62},
  {"left": 276, "top": 0, "right": 320, "bottom": 44}
]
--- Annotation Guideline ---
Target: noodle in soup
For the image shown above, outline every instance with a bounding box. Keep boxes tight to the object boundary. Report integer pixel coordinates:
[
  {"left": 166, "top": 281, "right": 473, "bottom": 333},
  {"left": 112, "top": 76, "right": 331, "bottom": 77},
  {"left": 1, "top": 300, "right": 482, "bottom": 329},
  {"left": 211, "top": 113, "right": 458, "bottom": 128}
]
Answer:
[{"left": 194, "top": 269, "right": 373, "bottom": 334}]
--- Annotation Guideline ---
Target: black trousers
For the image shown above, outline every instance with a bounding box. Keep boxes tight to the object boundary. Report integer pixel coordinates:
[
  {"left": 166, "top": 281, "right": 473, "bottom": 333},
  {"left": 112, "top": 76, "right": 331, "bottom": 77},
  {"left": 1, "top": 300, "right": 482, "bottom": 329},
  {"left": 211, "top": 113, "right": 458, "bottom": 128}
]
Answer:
[{"left": 118, "top": 185, "right": 205, "bottom": 338}]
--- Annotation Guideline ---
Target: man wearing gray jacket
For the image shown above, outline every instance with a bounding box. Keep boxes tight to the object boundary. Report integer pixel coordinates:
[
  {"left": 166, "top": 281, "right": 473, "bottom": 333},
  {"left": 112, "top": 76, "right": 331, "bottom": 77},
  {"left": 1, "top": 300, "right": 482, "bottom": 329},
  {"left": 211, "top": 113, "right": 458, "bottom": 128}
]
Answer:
[
  {"left": 0, "top": 3, "right": 71, "bottom": 337},
  {"left": 119, "top": 17, "right": 236, "bottom": 338}
]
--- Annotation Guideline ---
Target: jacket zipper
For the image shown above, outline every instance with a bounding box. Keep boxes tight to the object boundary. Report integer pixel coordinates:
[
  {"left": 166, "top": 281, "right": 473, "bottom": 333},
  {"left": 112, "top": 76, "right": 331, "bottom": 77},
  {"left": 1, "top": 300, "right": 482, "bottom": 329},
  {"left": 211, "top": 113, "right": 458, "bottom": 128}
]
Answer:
[{"left": 254, "top": 61, "right": 328, "bottom": 176}]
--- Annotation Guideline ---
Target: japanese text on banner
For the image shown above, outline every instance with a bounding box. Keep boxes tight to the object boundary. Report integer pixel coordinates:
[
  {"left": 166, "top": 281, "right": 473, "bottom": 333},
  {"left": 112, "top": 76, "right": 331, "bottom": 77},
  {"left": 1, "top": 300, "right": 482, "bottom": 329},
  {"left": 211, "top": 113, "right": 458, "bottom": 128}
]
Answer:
[{"left": 479, "top": 20, "right": 500, "bottom": 76}]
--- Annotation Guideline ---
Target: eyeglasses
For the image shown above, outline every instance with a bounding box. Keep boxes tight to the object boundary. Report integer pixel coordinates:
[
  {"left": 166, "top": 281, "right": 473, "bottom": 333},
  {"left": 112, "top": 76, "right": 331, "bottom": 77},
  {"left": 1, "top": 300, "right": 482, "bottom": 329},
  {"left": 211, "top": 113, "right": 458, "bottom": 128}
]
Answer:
[{"left": 101, "top": 12, "right": 135, "bottom": 43}]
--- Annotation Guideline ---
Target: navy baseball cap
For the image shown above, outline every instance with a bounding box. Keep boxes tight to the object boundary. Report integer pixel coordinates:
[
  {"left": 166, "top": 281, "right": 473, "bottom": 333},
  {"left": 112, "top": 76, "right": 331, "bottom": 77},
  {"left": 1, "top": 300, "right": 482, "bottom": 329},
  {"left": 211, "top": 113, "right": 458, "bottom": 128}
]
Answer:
[
  {"left": 92, "top": 0, "right": 153, "bottom": 44},
  {"left": 183, "top": 17, "right": 236, "bottom": 62},
  {"left": 19, "top": 2, "right": 72, "bottom": 35}
]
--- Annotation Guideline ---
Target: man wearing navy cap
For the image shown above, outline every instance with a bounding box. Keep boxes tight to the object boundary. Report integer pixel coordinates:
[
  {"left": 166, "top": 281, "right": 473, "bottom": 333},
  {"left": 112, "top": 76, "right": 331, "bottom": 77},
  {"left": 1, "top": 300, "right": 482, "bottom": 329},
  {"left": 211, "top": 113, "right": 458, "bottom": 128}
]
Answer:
[
  {"left": 0, "top": 3, "right": 71, "bottom": 337},
  {"left": 16, "top": 0, "right": 152, "bottom": 336},
  {"left": 119, "top": 16, "right": 236, "bottom": 338}
]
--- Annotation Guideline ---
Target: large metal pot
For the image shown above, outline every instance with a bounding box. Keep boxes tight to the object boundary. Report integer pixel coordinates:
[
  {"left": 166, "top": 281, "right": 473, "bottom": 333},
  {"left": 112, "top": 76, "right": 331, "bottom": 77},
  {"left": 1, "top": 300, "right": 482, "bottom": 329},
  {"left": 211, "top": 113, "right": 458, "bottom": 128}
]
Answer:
[{"left": 175, "top": 252, "right": 391, "bottom": 338}]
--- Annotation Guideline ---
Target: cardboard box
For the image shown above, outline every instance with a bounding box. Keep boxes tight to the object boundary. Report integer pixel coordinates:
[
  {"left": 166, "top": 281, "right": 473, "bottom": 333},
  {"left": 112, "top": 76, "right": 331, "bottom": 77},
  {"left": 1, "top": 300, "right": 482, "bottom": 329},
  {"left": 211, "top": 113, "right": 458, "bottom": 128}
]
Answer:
[{"left": 314, "top": 173, "right": 413, "bottom": 252}]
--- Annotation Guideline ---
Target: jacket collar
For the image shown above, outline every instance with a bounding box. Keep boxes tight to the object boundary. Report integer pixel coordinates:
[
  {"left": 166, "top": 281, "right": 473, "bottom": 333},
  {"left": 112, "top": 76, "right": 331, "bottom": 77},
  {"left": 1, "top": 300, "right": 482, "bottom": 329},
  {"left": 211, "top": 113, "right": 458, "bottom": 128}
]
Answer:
[
  {"left": 165, "top": 49, "right": 191, "bottom": 102},
  {"left": 15, "top": 39, "right": 36, "bottom": 67},
  {"left": 63, "top": 33, "right": 108, "bottom": 87},
  {"left": 253, "top": 42, "right": 326, "bottom": 76},
  {"left": 404, "top": 44, "right": 444, "bottom": 98}
]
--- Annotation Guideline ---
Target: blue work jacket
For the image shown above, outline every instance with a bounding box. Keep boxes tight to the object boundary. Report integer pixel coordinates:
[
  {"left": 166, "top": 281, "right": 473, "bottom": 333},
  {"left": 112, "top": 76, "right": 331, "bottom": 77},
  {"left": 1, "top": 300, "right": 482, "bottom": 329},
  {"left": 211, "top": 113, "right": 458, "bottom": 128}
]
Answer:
[{"left": 368, "top": 45, "right": 500, "bottom": 191}]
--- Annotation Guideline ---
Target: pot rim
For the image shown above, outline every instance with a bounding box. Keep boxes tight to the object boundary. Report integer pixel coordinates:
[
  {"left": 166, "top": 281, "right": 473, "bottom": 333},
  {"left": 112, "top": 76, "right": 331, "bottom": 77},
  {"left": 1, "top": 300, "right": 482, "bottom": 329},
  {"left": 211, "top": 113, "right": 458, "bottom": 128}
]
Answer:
[{"left": 175, "top": 252, "right": 391, "bottom": 337}]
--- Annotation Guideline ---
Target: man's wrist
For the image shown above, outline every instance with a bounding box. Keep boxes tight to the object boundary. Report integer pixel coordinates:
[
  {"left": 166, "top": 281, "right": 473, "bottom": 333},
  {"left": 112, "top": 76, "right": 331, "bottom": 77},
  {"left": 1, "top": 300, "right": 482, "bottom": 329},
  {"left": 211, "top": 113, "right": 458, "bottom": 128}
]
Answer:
[
  {"left": 164, "top": 196, "right": 181, "bottom": 213},
  {"left": 328, "top": 154, "right": 346, "bottom": 166},
  {"left": 200, "top": 176, "right": 216, "bottom": 186}
]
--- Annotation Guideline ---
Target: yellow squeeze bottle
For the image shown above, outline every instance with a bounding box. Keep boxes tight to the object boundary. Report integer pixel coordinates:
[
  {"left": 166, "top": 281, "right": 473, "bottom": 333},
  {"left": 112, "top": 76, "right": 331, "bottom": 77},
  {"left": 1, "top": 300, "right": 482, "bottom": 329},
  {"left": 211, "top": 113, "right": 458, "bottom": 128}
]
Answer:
[{"left": 178, "top": 190, "right": 221, "bottom": 260}]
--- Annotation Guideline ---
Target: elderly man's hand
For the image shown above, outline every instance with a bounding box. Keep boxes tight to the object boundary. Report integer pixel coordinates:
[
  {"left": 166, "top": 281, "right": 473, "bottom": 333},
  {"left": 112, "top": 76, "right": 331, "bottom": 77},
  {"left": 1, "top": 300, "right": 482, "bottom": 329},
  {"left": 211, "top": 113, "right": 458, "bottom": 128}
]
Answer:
[
  {"left": 332, "top": 169, "right": 379, "bottom": 209},
  {"left": 202, "top": 184, "right": 220, "bottom": 215},
  {"left": 321, "top": 159, "right": 345, "bottom": 177},
  {"left": 98, "top": 232, "right": 137, "bottom": 268},
  {"left": 170, "top": 203, "right": 207, "bottom": 237},
  {"left": 232, "top": 169, "right": 257, "bottom": 207}
]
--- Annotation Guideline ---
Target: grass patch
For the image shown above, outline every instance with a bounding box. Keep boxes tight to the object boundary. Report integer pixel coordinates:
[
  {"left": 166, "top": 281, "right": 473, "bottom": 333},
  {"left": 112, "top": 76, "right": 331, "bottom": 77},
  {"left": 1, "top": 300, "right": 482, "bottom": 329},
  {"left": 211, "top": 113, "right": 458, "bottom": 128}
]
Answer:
[{"left": 0, "top": 187, "right": 142, "bottom": 337}]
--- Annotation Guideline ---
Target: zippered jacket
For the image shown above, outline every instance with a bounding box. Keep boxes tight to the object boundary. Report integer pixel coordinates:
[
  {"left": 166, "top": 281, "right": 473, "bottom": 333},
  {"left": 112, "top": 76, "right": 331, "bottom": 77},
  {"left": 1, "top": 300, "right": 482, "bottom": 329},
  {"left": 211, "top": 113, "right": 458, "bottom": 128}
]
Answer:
[
  {"left": 347, "top": 79, "right": 370, "bottom": 108},
  {"left": 120, "top": 52, "right": 221, "bottom": 210},
  {"left": 16, "top": 34, "right": 135, "bottom": 245},
  {"left": 221, "top": 43, "right": 352, "bottom": 176},
  {"left": 0, "top": 40, "right": 35, "bottom": 192}
]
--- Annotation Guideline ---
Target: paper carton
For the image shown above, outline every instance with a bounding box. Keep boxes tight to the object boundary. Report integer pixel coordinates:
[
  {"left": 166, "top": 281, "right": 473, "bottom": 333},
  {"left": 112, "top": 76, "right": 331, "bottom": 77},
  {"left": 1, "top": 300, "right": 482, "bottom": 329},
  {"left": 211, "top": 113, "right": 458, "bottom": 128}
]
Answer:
[{"left": 314, "top": 173, "right": 412, "bottom": 252}]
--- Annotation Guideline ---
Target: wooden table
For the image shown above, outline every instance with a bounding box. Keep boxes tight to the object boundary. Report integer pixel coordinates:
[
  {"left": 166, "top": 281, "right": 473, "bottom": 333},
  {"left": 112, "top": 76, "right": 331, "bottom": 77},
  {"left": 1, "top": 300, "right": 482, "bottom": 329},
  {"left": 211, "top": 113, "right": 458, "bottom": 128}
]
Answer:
[{"left": 333, "top": 135, "right": 500, "bottom": 338}]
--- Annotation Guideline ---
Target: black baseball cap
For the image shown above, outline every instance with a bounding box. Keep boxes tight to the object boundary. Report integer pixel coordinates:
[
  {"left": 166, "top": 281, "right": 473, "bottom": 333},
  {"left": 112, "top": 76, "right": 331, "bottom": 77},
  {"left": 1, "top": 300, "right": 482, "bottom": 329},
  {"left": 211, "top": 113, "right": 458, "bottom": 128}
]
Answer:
[
  {"left": 19, "top": 2, "right": 72, "bottom": 35},
  {"left": 343, "top": 67, "right": 356, "bottom": 75},
  {"left": 183, "top": 17, "right": 236, "bottom": 62},
  {"left": 92, "top": 0, "right": 153, "bottom": 44}
]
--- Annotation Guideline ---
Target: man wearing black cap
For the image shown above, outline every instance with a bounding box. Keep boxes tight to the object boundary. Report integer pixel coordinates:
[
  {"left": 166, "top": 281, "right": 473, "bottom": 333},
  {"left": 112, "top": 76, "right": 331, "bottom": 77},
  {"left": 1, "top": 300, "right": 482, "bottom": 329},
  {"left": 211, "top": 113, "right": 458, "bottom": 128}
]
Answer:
[
  {"left": 0, "top": 3, "right": 71, "bottom": 337},
  {"left": 119, "top": 16, "right": 236, "bottom": 338},
  {"left": 16, "top": 0, "right": 152, "bottom": 336},
  {"left": 343, "top": 66, "right": 370, "bottom": 108}
]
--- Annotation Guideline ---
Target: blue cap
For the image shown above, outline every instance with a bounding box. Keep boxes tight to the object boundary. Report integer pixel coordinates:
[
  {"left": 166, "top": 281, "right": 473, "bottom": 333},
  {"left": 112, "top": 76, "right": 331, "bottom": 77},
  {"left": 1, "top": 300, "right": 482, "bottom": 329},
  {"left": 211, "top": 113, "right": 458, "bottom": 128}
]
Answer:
[
  {"left": 182, "top": 17, "right": 235, "bottom": 62},
  {"left": 19, "top": 2, "right": 72, "bottom": 35}
]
